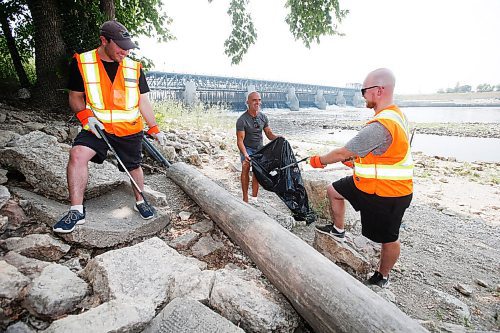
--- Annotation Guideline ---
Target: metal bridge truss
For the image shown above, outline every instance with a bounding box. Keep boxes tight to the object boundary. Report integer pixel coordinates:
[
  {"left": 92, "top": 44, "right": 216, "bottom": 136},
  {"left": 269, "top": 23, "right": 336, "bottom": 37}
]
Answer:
[{"left": 146, "top": 71, "right": 359, "bottom": 110}]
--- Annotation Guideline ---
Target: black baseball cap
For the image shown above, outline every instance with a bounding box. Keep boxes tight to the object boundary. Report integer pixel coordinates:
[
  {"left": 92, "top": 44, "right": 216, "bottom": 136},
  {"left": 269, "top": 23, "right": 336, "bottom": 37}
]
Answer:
[{"left": 99, "top": 20, "right": 138, "bottom": 50}]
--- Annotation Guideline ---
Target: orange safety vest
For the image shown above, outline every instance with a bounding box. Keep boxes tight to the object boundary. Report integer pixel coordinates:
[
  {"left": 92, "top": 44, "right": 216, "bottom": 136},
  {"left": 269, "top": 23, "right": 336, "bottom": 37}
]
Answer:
[
  {"left": 75, "top": 49, "right": 143, "bottom": 137},
  {"left": 353, "top": 105, "right": 414, "bottom": 197}
]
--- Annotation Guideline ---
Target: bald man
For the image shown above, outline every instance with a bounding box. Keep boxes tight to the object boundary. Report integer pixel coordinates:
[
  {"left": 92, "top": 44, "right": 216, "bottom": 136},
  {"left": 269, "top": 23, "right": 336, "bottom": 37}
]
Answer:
[
  {"left": 310, "top": 68, "right": 414, "bottom": 288},
  {"left": 236, "top": 91, "right": 279, "bottom": 202}
]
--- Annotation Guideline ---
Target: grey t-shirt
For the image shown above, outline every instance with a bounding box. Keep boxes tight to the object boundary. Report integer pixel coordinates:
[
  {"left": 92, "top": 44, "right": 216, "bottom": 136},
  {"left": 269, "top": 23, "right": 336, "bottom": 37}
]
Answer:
[
  {"left": 345, "top": 122, "right": 393, "bottom": 157},
  {"left": 236, "top": 111, "right": 269, "bottom": 149}
]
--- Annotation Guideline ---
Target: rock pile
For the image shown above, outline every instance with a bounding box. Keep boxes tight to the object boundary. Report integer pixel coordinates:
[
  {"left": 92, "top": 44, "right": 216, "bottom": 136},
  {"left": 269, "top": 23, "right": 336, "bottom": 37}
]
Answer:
[{"left": 0, "top": 105, "right": 303, "bottom": 332}]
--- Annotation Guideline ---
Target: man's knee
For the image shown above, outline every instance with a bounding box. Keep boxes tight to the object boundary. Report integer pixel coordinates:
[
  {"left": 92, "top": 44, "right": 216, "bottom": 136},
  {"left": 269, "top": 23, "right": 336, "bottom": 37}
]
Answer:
[
  {"left": 69, "top": 146, "right": 94, "bottom": 165},
  {"left": 242, "top": 161, "right": 251, "bottom": 172}
]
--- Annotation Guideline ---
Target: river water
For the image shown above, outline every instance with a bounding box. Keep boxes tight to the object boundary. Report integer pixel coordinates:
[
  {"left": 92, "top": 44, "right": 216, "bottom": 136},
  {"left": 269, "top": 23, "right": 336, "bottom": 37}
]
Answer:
[{"left": 259, "top": 106, "right": 500, "bottom": 163}]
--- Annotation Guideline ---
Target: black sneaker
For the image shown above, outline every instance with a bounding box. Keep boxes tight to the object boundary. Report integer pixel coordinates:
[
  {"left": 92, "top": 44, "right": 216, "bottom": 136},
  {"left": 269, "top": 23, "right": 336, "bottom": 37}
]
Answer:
[
  {"left": 134, "top": 202, "right": 156, "bottom": 220},
  {"left": 315, "top": 224, "right": 345, "bottom": 242},
  {"left": 367, "top": 271, "right": 390, "bottom": 288},
  {"left": 53, "top": 208, "right": 85, "bottom": 234}
]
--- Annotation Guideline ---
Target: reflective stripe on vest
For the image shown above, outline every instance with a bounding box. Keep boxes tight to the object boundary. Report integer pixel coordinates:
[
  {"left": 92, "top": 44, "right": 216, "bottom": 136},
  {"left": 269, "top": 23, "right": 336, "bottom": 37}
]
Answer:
[
  {"left": 375, "top": 109, "right": 411, "bottom": 137},
  {"left": 79, "top": 51, "right": 105, "bottom": 110},
  {"left": 77, "top": 50, "right": 140, "bottom": 124},
  {"left": 122, "top": 57, "right": 140, "bottom": 108}
]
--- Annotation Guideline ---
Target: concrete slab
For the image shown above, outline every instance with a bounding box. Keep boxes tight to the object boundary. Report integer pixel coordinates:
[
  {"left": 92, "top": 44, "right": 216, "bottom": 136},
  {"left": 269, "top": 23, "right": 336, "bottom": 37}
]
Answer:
[
  {"left": 142, "top": 297, "right": 244, "bottom": 333},
  {"left": 1, "top": 131, "right": 127, "bottom": 201},
  {"left": 11, "top": 185, "right": 171, "bottom": 248}
]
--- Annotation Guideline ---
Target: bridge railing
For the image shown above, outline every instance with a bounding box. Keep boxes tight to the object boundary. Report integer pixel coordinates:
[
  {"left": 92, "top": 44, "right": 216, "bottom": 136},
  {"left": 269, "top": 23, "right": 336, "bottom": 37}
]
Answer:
[{"left": 146, "top": 71, "right": 362, "bottom": 110}]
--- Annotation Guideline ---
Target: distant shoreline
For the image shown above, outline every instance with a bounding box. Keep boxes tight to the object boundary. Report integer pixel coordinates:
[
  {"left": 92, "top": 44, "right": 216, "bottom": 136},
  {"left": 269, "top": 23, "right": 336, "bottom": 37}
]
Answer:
[
  {"left": 395, "top": 91, "right": 500, "bottom": 107},
  {"left": 395, "top": 101, "right": 500, "bottom": 107}
]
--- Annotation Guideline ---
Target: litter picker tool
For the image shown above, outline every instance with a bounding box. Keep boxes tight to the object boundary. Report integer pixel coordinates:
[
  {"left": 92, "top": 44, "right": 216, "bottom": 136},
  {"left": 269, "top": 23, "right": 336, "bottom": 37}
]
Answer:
[
  {"left": 142, "top": 136, "right": 172, "bottom": 168},
  {"left": 94, "top": 126, "right": 151, "bottom": 206},
  {"left": 269, "top": 157, "right": 308, "bottom": 176},
  {"left": 410, "top": 128, "right": 417, "bottom": 146}
]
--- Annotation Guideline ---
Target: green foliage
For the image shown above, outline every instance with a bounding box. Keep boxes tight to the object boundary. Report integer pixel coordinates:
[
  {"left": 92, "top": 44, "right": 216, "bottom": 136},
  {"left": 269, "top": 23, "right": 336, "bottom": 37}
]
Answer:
[
  {"left": 0, "top": 0, "right": 34, "bottom": 84},
  {"left": 115, "top": 0, "right": 174, "bottom": 44},
  {"left": 1, "top": 0, "right": 174, "bottom": 90},
  {"left": 58, "top": 0, "right": 105, "bottom": 55},
  {"left": 285, "top": 0, "right": 348, "bottom": 48},
  {"left": 221, "top": 0, "right": 348, "bottom": 64},
  {"left": 0, "top": 38, "right": 18, "bottom": 81},
  {"left": 0, "top": 0, "right": 33, "bottom": 60},
  {"left": 224, "top": 0, "right": 257, "bottom": 65},
  {"left": 59, "top": 0, "right": 174, "bottom": 59}
]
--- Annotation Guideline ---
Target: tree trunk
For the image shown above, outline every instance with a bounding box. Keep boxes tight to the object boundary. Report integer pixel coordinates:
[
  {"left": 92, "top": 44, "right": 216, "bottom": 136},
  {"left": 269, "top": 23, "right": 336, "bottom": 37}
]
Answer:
[
  {"left": 26, "top": 0, "right": 67, "bottom": 110},
  {"left": 100, "top": 0, "right": 115, "bottom": 20},
  {"left": 165, "top": 162, "right": 427, "bottom": 333},
  {"left": 0, "top": 5, "right": 30, "bottom": 88}
]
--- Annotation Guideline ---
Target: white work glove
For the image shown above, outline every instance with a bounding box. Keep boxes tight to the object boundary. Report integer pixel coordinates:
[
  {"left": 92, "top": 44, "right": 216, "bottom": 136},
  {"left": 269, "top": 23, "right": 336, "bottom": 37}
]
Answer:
[
  {"left": 87, "top": 117, "right": 105, "bottom": 139},
  {"left": 152, "top": 131, "right": 166, "bottom": 146}
]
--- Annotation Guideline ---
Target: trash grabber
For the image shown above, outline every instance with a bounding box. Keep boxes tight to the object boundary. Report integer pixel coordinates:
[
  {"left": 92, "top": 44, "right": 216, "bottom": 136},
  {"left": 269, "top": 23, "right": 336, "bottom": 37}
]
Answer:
[
  {"left": 142, "top": 136, "right": 172, "bottom": 168},
  {"left": 410, "top": 128, "right": 417, "bottom": 146},
  {"left": 94, "top": 126, "right": 150, "bottom": 206},
  {"left": 269, "top": 157, "right": 308, "bottom": 176}
]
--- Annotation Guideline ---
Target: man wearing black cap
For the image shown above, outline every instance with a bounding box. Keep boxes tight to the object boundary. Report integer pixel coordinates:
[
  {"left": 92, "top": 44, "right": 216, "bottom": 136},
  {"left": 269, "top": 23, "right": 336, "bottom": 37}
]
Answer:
[{"left": 53, "top": 20, "right": 165, "bottom": 234}]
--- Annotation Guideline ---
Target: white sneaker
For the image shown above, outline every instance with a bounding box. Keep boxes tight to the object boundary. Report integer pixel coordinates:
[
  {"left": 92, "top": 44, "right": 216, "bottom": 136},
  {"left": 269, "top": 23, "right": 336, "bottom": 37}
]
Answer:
[{"left": 249, "top": 196, "right": 259, "bottom": 204}]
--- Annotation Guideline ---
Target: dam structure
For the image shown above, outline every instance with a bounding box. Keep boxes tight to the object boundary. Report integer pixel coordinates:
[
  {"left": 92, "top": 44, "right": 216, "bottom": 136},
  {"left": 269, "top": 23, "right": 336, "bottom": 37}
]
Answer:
[{"left": 145, "top": 71, "right": 363, "bottom": 110}]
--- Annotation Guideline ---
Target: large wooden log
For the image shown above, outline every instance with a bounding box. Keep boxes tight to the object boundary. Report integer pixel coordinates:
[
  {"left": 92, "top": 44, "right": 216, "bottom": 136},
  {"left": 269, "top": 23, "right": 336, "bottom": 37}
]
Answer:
[{"left": 166, "top": 163, "right": 427, "bottom": 333}]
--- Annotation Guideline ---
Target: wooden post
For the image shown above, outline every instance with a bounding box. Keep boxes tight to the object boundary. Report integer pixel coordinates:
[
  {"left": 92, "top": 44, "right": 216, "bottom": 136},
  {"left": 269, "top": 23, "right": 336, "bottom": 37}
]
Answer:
[{"left": 166, "top": 163, "right": 427, "bottom": 333}]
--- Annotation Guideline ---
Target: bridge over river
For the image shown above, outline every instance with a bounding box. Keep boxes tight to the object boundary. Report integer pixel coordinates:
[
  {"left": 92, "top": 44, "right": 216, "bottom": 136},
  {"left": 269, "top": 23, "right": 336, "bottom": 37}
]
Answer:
[{"left": 146, "top": 71, "right": 364, "bottom": 110}]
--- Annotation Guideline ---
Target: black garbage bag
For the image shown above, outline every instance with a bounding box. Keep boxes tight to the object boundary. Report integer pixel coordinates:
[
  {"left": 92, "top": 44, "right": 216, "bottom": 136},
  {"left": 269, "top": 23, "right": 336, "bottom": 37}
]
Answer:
[{"left": 251, "top": 137, "right": 316, "bottom": 224}]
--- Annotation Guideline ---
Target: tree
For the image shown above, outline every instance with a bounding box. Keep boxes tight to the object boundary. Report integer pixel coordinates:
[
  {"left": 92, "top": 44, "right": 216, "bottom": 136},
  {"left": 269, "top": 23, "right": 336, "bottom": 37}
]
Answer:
[
  {"left": 223, "top": 0, "right": 257, "bottom": 65},
  {"left": 100, "top": 0, "right": 115, "bottom": 20},
  {"left": 476, "top": 83, "right": 493, "bottom": 92},
  {"left": 0, "top": 0, "right": 32, "bottom": 88},
  {"left": 26, "top": 0, "right": 67, "bottom": 107},
  {"left": 457, "top": 85, "right": 471, "bottom": 93},
  {"left": 285, "top": 0, "right": 348, "bottom": 48},
  {"left": 3, "top": 0, "right": 174, "bottom": 109}
]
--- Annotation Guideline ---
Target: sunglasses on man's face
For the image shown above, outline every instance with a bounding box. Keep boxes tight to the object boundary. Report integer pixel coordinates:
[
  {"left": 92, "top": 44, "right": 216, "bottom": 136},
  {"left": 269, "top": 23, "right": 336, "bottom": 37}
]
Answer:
[
  {"left": 253, "top": 117, "right": 260, "bottom": 129},
  {"left": 361, "top": 85, "right": 381, "bottom": 97}
]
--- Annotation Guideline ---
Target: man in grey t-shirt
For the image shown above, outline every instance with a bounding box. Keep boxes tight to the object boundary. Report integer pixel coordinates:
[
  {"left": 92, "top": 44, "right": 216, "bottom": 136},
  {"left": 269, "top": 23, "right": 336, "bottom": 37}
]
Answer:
[{"left": 236, "top": 91, "right": 279, "bottom": 202}]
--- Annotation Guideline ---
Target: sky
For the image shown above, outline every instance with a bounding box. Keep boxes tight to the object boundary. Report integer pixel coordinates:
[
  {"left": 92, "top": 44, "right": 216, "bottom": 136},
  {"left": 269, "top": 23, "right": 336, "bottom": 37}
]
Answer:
[{"left": 137, "top": 0, "right": 500, "bottom": 94}]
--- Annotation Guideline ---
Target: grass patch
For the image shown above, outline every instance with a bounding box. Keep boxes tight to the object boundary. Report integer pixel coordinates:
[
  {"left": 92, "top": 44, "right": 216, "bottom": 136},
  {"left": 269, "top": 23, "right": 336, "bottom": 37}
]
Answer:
[{"left": 154, "top": 100, "right": 234, "bottom": 132}]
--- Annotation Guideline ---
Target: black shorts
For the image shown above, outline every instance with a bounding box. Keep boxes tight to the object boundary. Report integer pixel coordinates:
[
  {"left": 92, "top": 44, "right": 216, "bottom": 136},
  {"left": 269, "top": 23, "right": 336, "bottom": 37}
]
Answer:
[
  {"left": 73, "top": 130, "right": 143, "bottom": 171},
  {"left": 332, "top": 176, "right": 412, "bottom": 243}
]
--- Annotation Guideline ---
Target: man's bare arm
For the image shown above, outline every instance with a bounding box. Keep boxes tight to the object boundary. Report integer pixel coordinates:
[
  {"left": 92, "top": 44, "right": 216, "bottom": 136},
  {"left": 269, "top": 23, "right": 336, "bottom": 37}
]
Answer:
[
  {"left": 320, "top": 147, "right": 356, "bottom": 165},
  {"left": 138, "top": 93, "right": 157, "bottom": 128},
  {"left": 236, "top": 130, "right": 249, "bottom": 159},
  {"left": 68, "top": 91, "right": 86, "bottom": 114},
  {"left": 263, "top": 126, "right": 278, "bottom": 140}
]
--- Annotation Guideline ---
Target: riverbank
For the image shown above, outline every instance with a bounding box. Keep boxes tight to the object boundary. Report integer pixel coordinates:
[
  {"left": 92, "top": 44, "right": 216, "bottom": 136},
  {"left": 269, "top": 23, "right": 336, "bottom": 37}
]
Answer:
[
  {"left": 197, "top": 112, "right": 499, "bottom": 331},
  {"left": 1, "top": 101, "right": 498, "bottom": 332},
  {"left": 395, "top": 91, "right": 500, "bottom": 107}
]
